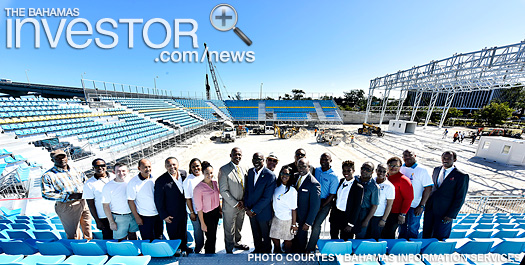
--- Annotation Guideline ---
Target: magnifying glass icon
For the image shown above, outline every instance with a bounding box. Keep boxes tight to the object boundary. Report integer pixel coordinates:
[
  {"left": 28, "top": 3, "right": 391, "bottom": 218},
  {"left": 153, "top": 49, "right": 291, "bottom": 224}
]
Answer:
[{"left": 210, "top": 4, "right": 253, "bottom": 46}]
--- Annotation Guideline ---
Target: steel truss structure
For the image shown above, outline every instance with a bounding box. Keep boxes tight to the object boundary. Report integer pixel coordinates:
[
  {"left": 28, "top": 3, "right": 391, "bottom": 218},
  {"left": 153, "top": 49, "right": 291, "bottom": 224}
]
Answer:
[{"left": 365, "top": 42, "right": 525, "bottom": 128}]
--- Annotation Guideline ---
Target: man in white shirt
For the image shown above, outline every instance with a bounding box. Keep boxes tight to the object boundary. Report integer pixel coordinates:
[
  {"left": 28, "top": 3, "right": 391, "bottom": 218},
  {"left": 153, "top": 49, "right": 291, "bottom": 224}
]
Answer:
[
  {"left": 127, "top": 159, "right": 163, "bottom": 240},
  {"left": 367, "top": 164, "right": 395, "bottom": 240},
  {"left": 399, "top": 150, "right": 433, "bottom": 239},
  {"left": 102, "top": 163, "right": 138, "bottom": 241},
  {"left": 83, "top": 158, "right": 114, "bottom": 239}
]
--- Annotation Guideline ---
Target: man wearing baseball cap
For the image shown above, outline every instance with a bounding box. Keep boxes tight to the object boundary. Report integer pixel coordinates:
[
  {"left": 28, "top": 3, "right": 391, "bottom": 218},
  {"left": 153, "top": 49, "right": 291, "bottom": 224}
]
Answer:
[
  {"left": 41, "top": 149, "right": 92, "bottom": 239},
  {"left": 266, "top": 153, "right": 279, "bottom": 172}
]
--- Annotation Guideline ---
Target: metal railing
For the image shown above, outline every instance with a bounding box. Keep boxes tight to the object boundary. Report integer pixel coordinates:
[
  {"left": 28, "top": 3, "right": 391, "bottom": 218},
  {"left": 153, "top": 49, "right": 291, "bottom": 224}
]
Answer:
[{"left": 460, "top": 196, "right": 525, "bottom": 214}]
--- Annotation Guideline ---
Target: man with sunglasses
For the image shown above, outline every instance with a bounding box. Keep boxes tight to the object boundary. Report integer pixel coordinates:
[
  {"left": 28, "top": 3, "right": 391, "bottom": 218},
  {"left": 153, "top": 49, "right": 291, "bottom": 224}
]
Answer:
[
  {"left": 354, "top": 162, "right": 379, "bottom": 239},
  {"left": 284, "top": 148, "right": 314, "bottom": 184},
  {"left": 83, "top": 158, "right": 114, "bottom": 239},
  {"left": 265, "top": 153, "right": 279, "bottom": 172}
]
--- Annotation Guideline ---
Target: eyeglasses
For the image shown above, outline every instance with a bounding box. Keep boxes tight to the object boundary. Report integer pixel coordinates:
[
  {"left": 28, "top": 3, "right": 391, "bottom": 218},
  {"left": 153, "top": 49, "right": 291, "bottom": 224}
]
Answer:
[
  {"left": 387, "top": 164, "right": 400, "bottom": 168},
  {"left": 267, "top": 159, "right": 278, "bottom": 163},
  {"left": 94, "top": 165, "right": 107, "bottom": 168},
  {"left": 361, "top": 167, "right": 373, "bottom": 172}
]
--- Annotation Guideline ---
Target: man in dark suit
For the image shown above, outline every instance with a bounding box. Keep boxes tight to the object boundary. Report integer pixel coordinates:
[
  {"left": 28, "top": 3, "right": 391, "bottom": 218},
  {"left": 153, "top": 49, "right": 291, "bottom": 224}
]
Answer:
[
  {"left": 423, "top": 151, "right": 469, "bottom": 240},
  {"left": 330, "top": 160, "right": 364, "bottom": 241},
  {"left": 284, "top": 148, "right": 315, "bottom": 184},
  {"left": 293, "top": 158, "right": 321, "bottom": 253},
  {"left": 154, "top": 157, "right": 190, "bottom": 252},
  {"left": 244, "top": 152, "right": 276, "bottom": 253}
]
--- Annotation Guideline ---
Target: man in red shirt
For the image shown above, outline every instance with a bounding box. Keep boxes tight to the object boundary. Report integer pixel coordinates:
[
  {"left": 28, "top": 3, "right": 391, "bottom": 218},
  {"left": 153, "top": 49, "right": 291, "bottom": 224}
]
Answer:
[{"left": 382, "top": 157, "right": 414, "bottom": 239}]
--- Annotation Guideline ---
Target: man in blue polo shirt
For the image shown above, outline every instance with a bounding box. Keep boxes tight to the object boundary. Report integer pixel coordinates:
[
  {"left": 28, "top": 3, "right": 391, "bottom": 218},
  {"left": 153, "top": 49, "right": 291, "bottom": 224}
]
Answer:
[{"left": 306, "top": 153, "right": 339, "bottom": 253}]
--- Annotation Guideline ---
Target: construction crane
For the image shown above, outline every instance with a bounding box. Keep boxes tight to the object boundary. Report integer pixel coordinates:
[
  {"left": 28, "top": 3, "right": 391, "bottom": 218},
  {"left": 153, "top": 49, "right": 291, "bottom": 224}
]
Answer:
[
  {"left": 204, "top": 43, "right": 223, "bottom": 101},
  {"left": 205, "top": 74, "right": 211, "bottom": 100}
]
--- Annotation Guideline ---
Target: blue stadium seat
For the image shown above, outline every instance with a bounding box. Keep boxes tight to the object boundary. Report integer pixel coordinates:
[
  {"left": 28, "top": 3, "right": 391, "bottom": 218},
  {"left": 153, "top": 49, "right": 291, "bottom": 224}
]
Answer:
[
  {"left": 349, "top": 239, "right": 376, "bottom": 252},
  {"left": 354, "top": 241, "right": 387, "bottom": 255},
  {"left": 320, "top": 241, "right": 351, "bottom": 255},
  {"left": 475, "top": 223, "right": 497, "bottom": 229},
  {"left": 449, "top": 229, "right": 469, "bottom": 238},
  {"left": 421, "top": 241, "right": 456, "bottom": 254},
  {"left": 9, "top": 224, "right": 32, "bottom": 230},
  {"left": 20, "top": 254, "right": 65, "bottom": 265},
  {"left": 490, "top": 238, "right": 525, "bottom": 254},
  {"left": 389, "top": 241, "right": 422, "bottom": 255},
  {"left": 0, "top": 240, "right": 38, "bottom": 255},
  {"left": 496, "top": 223, "right": 517, "bottom": 229},
  {"left": 0, "top": 254, "right": 24, "bottom": 263},
  {"left": 467, "top": 229, "right": 497, "bottom": 239},
  {"left": 453, "top": 224, "right": 474, "bottom": 230},
  {"left": 5, "top": 230, "right": 34, "bottom": 240},
  {"left": 33, "top": 224, "right": 54, "bottom": 231},
  {"left": 62, "top": 255, "right": 108, "bottom": 265},
  {"left": 106, "top": 241, "right": 140, "bottom": 256},
  {"left": 0, "top": 207, "right": 21, "bottom": 217},
  {"left": 70, "top": 241, "right": 108, "bottom": 255},
  {"left": 493, "top": 229, "right": 521, "bottom": 238},
  {"left": 317, "top": 239, "right": 344, "bottom": 253},
  {"left": 452, "top": 239, "right": 493, "bottom": 254},
  {"left": 33, "top": 231, "right": 61, "bottom": 240},
  {"left": 36, "top": 240, "right": 75, "bottom": 256},
  {"left": 379, "top": 238, "right": 406, "bottom": 252},
  {"left": 105, "top": 256, "right": 151, "bottom": 265},
  {"left": 141, "top": 241, "right": 177, "bottom": 257}
]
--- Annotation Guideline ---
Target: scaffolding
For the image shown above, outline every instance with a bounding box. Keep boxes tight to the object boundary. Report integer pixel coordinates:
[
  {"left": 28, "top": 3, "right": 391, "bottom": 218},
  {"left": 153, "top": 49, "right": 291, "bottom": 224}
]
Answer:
[{"left": 365, "top": 41, "right": 525, "bottom": 128}]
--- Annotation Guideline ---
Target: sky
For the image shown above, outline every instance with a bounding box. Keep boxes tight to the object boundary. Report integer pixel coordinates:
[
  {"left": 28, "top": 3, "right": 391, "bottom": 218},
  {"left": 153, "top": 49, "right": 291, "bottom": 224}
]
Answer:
[{"left": 1, "top": 0, "right": 525, "bottom": 99}]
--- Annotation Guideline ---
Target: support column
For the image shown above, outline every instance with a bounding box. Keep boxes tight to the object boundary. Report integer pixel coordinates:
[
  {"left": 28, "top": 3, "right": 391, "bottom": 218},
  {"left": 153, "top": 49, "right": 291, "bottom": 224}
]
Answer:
[
  {"left": 438, "top": 90, "right": 456, "bottom": 128},
  {"left": 424, "top": 90, "right": 439, "bottom": 128},
  {"left": 378, "top": 86, "right": 392, "bottom": 125},
  {"left": 410, "top": 89, "right": 423, "bottom": 121}
]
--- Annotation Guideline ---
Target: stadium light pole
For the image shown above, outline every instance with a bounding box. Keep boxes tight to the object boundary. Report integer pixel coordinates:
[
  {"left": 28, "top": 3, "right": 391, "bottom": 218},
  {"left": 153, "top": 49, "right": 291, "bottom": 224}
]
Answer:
[
  {"left": 81, "top": 72, "right": 87, "bottom": 101},
  {"left": 25, "top": 69, "right": 30, "bottom": 83},
  {"left": 154, "top": 76, "right": 159, "bottom": 89},
  {"left": 260, "top": 83, "right": 263, "bottom": 100}
]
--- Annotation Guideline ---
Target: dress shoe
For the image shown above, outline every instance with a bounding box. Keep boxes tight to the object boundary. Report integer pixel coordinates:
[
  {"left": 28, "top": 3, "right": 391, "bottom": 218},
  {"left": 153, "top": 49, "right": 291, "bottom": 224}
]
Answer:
[{"left": 234, "top": 244, "right": 250, "bottom": 250}]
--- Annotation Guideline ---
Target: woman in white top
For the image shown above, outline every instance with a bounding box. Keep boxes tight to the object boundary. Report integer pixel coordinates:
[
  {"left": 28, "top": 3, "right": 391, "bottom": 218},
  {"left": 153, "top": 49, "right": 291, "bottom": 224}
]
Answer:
[
  {"left": 270, "top": 166, "right": 298, "bottom": 253},
  {"left": 182, "top": 158, "right": 204, "bottom": 253}
]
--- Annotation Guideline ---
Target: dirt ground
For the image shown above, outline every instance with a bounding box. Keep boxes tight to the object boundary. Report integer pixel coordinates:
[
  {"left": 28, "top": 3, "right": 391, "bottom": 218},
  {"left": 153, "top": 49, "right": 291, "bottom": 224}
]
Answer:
[{"left": 150, "top": 124, "right": 525, "bottom": 197}]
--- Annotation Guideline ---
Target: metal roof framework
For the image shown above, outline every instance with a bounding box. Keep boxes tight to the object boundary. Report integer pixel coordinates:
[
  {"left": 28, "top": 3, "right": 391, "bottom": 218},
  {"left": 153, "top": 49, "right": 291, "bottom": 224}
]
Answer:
[{"left": 364, "top": 42, "right": 525, "bottom": 128}]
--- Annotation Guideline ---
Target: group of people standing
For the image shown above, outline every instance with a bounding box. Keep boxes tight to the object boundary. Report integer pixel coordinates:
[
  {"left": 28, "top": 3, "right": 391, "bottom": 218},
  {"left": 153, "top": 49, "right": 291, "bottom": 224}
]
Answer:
[{"left": 41, "top": 146, "right": 469, "bottom": 254}]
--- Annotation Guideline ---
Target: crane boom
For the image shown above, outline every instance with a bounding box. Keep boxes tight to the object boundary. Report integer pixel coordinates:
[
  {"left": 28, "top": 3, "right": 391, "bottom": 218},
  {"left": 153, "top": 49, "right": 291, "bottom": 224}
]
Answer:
[{"left": 204, "top": 43, "right": 223, "bottom": 101}]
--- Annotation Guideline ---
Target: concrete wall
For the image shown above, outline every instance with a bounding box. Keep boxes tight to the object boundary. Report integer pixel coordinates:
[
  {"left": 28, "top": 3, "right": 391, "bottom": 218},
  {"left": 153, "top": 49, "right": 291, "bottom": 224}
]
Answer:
[
  {"left": 388, "top": 120, "right": 417, "bottom": 133},
  {"left": 339, "top": 111, "right": 410, "bottom": 124},
  {"left": 475, "top": 136, "right": 525, "bottom": 165}
]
